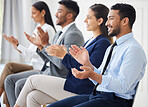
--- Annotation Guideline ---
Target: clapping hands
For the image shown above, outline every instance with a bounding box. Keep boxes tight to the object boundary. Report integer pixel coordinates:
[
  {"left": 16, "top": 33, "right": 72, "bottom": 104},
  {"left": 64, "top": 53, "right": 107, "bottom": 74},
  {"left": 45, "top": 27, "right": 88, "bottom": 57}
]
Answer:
[
  {"left": 69, "top": 45, "right": 91, "bottom": 67},
  {"left": 25, "top": 26, "right": 49, "bottom": 48},
  {"left": 3, "top": 33, "right": 19, "bottom": 48},
  {"left": 25, "top": 32, "right": 42, "bottom": 46},
  {"left": 37, "top": 27, "right": 49, "bottom": 47},
  {"left": 45, "top": 44, "right": 67, "bottom": 59},
  {"left": 72, "top": 66, "right": 93, "bottom": 79}
]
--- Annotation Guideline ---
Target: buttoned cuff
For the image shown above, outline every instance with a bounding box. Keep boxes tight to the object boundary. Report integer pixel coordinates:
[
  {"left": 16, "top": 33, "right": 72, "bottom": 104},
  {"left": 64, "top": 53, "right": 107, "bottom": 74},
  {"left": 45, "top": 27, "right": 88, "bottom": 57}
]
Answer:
[{"left": 17, "top": 44, "right": 25, "bottom": 52}]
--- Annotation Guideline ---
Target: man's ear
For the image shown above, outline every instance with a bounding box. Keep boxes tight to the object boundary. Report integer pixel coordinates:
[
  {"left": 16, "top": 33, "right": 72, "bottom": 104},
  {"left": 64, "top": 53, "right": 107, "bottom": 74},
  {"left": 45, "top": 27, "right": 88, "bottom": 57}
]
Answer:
[
  {"left": 98, "top": 18, "right": 103, "bottom": 26},
  {"left": 41, "top": 9, "right": 46, "bottom": 17},
  {"left": 122, "top": 17, "right": 129, "bottom": 26},
  {"left": 66, "top": 13, "right": 73, "bottom": 20}
]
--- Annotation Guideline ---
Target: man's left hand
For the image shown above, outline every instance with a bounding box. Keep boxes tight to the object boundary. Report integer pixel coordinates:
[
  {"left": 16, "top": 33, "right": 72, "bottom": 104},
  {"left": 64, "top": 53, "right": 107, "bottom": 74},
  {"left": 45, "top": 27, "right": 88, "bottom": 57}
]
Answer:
[{"left": 37, "top": 27, "right": 49, "bottom": 47}]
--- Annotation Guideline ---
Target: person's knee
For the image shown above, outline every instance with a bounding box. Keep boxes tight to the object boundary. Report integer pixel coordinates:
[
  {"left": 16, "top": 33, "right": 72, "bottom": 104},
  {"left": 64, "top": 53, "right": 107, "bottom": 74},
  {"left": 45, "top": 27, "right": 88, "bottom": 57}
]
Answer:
[
  {"left": 27, "top": 91, "right": 40, "bottom": 105},
  {"left": 3, "top": 62, "right": 17, "bottom": 74},
  {"left": 27, "top": 74, "right": 38, "bottom": 83},
  {"left": 27, "top": 75, "right": 41, "bottom": 84},
  {"left": 27, "top": 91, "right": 36, "bottom": 102},
  {"left": 4, "top": 74, "right": 15, "bottom": 88},
  {"left": 15, "top": 80, "right": 25, "bottom": 98},
  {"left": 4, "top": 62, "right": 14, "bottom": 70},
  {"left": 28, "top": 75, "right": 35, "bottom": 81},
  {"left": 5, "top": 62, "right": 15, "bottom": 66}
]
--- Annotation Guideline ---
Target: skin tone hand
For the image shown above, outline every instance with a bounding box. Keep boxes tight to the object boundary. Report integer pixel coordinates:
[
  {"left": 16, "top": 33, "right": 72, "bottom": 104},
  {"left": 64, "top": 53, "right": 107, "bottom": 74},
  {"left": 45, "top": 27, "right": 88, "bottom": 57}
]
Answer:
[
  {"left": 3, "top": 33, "right": 19, "bottom": 48},
  {"left": 37, "top": 26, "right": 49, "bottom": 47},
  {"left": 45, "top": 44, "right": 68, "bottom": 59},
  {"left": 24, "top": 32, "right": 42, "bottom": 47},
  {"left": 3, "top": 33, "right": 22, "bottom": 53},
  {"left": 14, "top": 104, "right": 19, "bottom": 107},
  {"left": 72, "top": 66, "right": 102, "bottom": 84},
  {"left": 69, "top": 45, "right": 93, "bottom": 69}
]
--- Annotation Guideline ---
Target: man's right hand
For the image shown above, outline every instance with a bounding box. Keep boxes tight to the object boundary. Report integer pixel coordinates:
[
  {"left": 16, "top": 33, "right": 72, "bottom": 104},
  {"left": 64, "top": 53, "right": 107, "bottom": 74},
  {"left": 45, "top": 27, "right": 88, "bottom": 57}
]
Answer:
[
  {"left": 72, "top": 66, "right": 102, "bottom": 84},
  {"left": 45, "top": 44, "right": 67, "bottom": 59}
]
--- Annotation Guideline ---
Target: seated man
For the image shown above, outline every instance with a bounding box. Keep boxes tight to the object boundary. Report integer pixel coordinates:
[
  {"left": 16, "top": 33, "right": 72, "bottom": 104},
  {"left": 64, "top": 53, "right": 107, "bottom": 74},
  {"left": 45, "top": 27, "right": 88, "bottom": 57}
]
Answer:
[
  {"left": 48, "top": 3, "right": 147, "bottom": 107},
  {"left": 4, "top": 0, "right": 84, "bottom": 107}
]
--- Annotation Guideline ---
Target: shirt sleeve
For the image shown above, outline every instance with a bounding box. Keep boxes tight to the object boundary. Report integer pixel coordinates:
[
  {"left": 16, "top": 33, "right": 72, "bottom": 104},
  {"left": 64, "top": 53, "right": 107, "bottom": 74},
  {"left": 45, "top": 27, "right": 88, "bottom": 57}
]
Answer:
[
  {"left": 89, "top": 66, "right": 102, "bottom": 85},
  {"left": 101, "top": 46, "right": 146, "bottom": 93},
  {"left": 17, "top": 44, "right": 38, "bottom": 59}
]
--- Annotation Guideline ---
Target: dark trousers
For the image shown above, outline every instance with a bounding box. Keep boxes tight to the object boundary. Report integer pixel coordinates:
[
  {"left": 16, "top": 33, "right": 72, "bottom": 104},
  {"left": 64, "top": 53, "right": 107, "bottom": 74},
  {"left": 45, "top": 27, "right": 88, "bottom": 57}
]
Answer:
[{"left": 48, "top": 92, "right": 133, "bottom": 107}]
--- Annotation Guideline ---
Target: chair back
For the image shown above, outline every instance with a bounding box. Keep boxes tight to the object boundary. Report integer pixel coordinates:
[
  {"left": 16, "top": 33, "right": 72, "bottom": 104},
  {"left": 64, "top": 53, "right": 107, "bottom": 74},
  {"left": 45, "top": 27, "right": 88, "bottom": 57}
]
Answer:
[{"left": 132, "top": 82, "right": 139, "bottom": 107}]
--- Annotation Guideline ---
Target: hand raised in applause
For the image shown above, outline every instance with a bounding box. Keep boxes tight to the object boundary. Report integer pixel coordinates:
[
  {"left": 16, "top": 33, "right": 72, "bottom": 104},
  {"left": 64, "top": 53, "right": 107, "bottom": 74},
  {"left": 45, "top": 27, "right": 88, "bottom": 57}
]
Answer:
[
  {"left": 72, "top": 66, "right": 93, "bottom": 79},
  {"left": 45, "top": 44, "right": 68, "bottom": 59},
  {"left": 72, "top": 66, "right": 102, "bottom": 83},
  {"left": 3, "top": 33, "right": 19, "bottom": 48},
  {"left": 37, "top": 27, "right": 49, "bottom": 47},
  {"left": 25, "top": 32, "right": 42, "bottom": 46},
  {"left": 69, "top": 45, "right": 92, "bottom": 67}
]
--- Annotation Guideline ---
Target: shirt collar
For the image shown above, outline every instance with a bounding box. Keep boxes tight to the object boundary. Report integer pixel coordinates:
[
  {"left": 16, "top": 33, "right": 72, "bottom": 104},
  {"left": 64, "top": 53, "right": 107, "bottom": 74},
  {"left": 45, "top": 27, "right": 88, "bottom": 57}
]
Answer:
[
  {"left": 115, "top": 32, "right": 133, "bottom": 46},
  {"left": 61, "top": 22, "right": 75, "bottom": 34}
]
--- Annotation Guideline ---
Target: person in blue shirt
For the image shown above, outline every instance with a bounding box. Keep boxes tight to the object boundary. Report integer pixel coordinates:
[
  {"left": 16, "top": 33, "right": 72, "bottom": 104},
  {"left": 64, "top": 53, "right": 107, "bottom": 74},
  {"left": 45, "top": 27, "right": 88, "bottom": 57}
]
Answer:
[
  {"left": 14, "top": 3, "right": 113, "bottom": 107},
  {"left": 48, "top": 3, "right": 147, "bottom": 107}
]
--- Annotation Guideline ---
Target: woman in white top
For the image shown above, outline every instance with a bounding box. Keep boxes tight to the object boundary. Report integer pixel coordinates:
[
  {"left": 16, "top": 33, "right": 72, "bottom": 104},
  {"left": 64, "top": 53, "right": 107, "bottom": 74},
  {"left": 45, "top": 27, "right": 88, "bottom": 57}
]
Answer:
[{"left": 0, "top": 1, "right": 55, "bottom": 107}]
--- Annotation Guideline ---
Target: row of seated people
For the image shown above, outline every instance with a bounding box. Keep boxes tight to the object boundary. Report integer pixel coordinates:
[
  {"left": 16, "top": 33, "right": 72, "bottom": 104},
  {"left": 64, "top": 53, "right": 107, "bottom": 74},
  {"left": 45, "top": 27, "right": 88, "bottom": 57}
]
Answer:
[{"left": 0, "top": 0, "right": 146, "bottom": 107}]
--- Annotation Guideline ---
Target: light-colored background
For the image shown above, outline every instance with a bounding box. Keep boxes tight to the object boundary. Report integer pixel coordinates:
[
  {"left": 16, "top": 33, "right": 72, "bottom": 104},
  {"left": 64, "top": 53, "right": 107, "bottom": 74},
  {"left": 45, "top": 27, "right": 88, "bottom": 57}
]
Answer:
[
  {"left": 0, "top": 0, "right": 148, "bottom": 107},
  {"left": 41, "top": 1, "right": 148, "bottom": 106}
]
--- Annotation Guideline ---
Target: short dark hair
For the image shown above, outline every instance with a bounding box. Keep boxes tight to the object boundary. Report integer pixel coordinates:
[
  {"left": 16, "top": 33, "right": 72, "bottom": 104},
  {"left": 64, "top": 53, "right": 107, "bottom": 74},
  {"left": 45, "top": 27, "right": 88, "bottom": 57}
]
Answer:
[
  {"left": 32, "top": 1, "right": 56, "bottom": 32},
  {"left": 111, "top": 3, "right": 136, "bottom": 29},
  {"left": 58, "top": 0, "right": 79, "bottom": 20}
]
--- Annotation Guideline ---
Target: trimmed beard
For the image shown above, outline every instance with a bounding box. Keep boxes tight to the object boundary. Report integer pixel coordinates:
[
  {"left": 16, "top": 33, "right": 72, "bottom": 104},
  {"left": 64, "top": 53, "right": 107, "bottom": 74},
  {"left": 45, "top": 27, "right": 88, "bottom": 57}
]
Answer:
[{"left": 108, "top": 26, "right": 121, "bottom": 37}]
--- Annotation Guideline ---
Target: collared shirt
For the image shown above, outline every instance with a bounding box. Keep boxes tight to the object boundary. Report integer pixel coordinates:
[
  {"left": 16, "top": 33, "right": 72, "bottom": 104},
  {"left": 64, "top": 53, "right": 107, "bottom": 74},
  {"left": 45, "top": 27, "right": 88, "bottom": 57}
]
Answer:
[
  {"left": 92, "top": 32, "right": 147, "bottom": 100},
  {"left": 56, "top": 22, "right": 75, "bottom": 44},
  {"left": 84, "top": 37, "right": 95, "bottom": 48},
  {"left": 47, "top": 22, "right": 75, "bottom": 66}
]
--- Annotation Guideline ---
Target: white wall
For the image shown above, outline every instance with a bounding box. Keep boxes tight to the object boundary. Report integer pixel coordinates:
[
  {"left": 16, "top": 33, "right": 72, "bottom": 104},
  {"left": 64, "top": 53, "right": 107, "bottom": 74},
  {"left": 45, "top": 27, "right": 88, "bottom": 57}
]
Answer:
[
  {"left": 43, "top": 0, "right": 148, "bottom": 107},
  {"left": 1, "top": 0, "right": 146, "bottom": 106}
]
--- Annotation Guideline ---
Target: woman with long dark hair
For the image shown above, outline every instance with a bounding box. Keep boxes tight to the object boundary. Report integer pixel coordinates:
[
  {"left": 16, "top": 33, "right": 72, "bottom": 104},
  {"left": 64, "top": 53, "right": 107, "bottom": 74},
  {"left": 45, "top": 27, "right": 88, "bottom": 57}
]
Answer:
[{"left": 0, "top": 1, "right": 55, "bottom": 107}]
